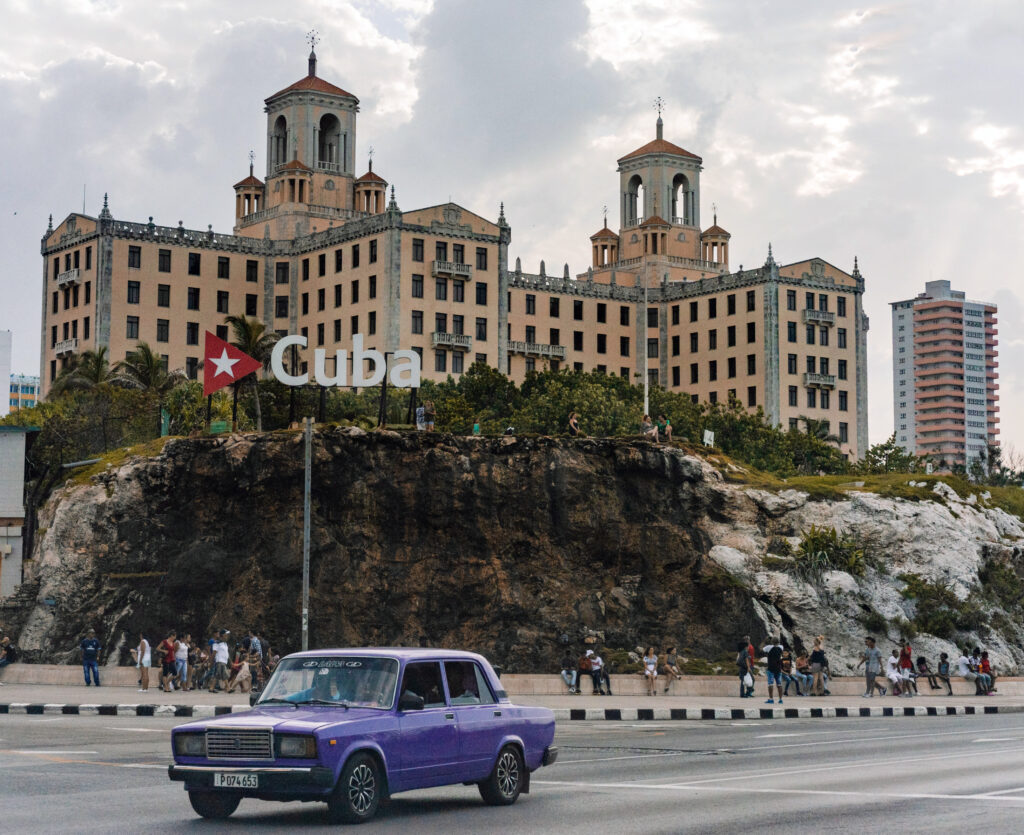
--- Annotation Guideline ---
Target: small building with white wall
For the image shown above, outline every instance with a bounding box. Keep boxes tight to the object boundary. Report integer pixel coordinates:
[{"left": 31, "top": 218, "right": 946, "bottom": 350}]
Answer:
[{"left": 0, "top": 427, "right": 36, "bottom": 598}]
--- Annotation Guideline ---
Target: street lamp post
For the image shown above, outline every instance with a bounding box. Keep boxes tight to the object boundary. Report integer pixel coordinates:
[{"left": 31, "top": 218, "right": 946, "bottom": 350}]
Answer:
[
  {"left": 301, "top": 416, "right": 312, "bottom": 651},
  {"left": 643, "top": 268, "right": 649, "bottom": 417}
]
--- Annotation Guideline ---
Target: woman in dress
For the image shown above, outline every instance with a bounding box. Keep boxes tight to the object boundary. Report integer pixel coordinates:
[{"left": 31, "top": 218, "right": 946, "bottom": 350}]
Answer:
[
  {"left": 642, "top": 647, "right": 658, "bottom": 696},
  {"left": 130, "top": 632, "right": 150, "bottom": 693},
  {"left": 809, "top": 636, "right": 827, "bottom": 696}
]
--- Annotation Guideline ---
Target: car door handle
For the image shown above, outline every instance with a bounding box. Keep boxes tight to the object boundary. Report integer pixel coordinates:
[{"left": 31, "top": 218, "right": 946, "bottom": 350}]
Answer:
[
  {"left": 493, "top": 710, "right": 502, "bottom": 717},
  {"left": 445, "top": 713, "right": 455, "bottom": 720}
]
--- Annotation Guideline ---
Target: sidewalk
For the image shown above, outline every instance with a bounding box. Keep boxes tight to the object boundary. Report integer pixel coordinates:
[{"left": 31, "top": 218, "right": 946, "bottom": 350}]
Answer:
[{"left": 1, "top": 683, "right": 1021, "bottom": 721}]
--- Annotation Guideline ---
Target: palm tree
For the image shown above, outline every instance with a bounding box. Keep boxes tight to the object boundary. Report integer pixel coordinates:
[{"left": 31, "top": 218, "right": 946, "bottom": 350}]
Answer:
[
  {"left": 798, "top": 415, "right": 841, "bottom": 446},
  {"left": 115, "top": 341, "right": 186, "bottom": 434},
  {"left": 224, "top": 314, "right": 279, "bottom": 431},
  {"left": 51, "top": 346, "right": 117, "bottom": 396}
]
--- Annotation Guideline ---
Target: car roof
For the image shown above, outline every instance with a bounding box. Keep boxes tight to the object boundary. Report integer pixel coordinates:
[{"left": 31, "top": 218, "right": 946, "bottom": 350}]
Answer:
[{"left": 282, "top": 648, "right": 488, "bottom": 662}]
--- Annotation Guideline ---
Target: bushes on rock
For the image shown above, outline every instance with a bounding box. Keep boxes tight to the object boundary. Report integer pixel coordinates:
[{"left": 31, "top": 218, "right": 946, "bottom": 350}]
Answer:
[
  {"left": 792, "top": 525, "right": 866, "bottom": 582},
  {"left": 898, "top": 573, "right": 986, "bottom": 639}
]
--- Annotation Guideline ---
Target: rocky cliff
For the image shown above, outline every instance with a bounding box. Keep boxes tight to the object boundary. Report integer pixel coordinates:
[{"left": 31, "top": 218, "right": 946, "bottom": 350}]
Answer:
[{"left": 16, "top": 430, "right": 1024, "bottom": 673}]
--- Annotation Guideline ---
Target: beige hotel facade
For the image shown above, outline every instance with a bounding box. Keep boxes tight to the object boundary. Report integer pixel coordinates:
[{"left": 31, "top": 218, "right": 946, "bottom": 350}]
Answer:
[{"left": 39, "top": 50, "right": 868, "bottom": 458}]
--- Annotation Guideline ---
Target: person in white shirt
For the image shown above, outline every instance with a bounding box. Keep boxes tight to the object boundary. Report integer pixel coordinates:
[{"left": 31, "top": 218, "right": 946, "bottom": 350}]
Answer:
[
  {"left": 960, "top": 649, "right": 987, "bottom": 694},
  {"left": 208, "top": 631, "right": 231, "bottom": 693},
  {"left": 174, "top": 634, "right": 190, "bottom": 692},
  {"left": 886, "top": 651, "right": 903, "bottom": 693},
  {"left": 130, "top": 633, "right": 151, "bottom": 692},
  {"left": 588, "top": 650, "right": 608, "bottom": 695}
]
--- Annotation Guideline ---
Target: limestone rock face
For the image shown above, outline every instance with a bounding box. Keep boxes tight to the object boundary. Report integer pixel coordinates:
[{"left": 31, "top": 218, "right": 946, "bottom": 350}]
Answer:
[{"left": 17, "top": 432, "right": 1024, "bottom": 674}]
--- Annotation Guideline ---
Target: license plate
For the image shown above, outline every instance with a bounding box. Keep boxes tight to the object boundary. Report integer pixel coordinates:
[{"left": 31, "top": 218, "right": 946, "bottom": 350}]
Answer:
[{"left": 213, "top": 772, "right": 259, "bottom": 788}]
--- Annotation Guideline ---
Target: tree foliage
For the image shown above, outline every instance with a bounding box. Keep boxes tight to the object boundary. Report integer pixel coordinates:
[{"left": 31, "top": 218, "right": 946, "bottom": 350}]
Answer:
[{"left": 857, "top": 433, "right": 923, "bottom": 475}]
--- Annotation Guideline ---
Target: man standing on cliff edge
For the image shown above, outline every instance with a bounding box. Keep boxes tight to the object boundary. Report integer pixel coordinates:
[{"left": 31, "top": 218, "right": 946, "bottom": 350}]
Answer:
[{"left": 80, "top": 628, "right": 101, "bottom": 686}]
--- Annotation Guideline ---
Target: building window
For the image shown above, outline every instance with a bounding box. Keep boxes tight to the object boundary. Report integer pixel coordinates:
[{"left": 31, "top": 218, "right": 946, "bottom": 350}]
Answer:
[
  {"left": 839, "top": 390, "right": 848, "bottom": 411},
  {"left": 436, "top": 313, "right": 448, "bottom": 334},
  {"left": 788, "top": 322, "right": 797, "bottom": 342},
  {"left": 186, "top": 322, "right": 199, "bottom": 345},
  {"left": 452, "top": 243, "right": 464, "bottom": 264},
  {"left": 156, "top": 319, "right": 169, "bottom": 342},
  {"left": 317, "top": 288, "right": 326, "bottom": 311},
  {"left": 747, "top": 322, "right": 756, "bottom": 343},
  {"left": 709, "top": 360, "right": 718, "bottom": 381},
  {"left": 525, "top": 357, "right": 536, "bottom": 373},
  {"left": 690, "top": 363, "right": 699, "bottom": 384},
  {"left": 334, "top": 319, "right": 342, "bottom": 341},
  {"left": 838, "top": 328, "right": 847, "bottom": 349},
  {"left": 573, "top": 331, "right": 583, "bottom": 350},
  {"left": 806, "top": 325, "right": 815, "bottom": 344},
  {"left": 475, "top": 353, "right": 487, "bottom": 366},
  {"left": 246, "top": 294, "right": 258, "bottom": 316},
  {"left": 435, "top": 277, "right": 448, "bottom": 301},
  {"left": 302, "top": 258, "right": 310, "bottom": 281},
  {"left": 788, "top": 385, "right": 798, "bottom": 406},
  {"left": 476, "top": 247, "right": 488, "bottom": 270},
  {"left": 837, "top": 296, "right": 847, "bottom": 317},
  {"left": 727, "top": 357, "right": 736, "bottom": 378},
  {"left": 688, "top": 332, "right": 697, "bottom": 353},
  {"left": 647, "top": 338, "right": 659, "bottom": 358},
  {"left": 838, "top": 359, "right": 847, "bottom": 380},
  {"left": 807, "top": 388, "right": 817, "bottom": 408},
  {"left": 318, "top": 321, "right": 326, "bottom": 345},
  {"left": 452, "top": 351, "right": 464, "bottom": 373},
  {"left": 574, "top": 300, "right": 584, "bottom": 320},
  {"left": 787, "top": 353, "right": 797, "bottom": 374},
  {"left": 672, "top": 366, "right": 680, "bottom": 386},
  {"left": 316, "top": 253, "right": 326, "bottom": 277},
  {"left": 689, "top": 301, "right": 698, "bottom": 322},
  {"left": 369, "top": 239, "right": 378, "bottom": 264},
  {"left": 407, "top": 274, "right": 422, "bottom": 299},
  {"left": 839, "top": 422, "right": 849, "bottom": 443},
  {"left": 806, "top": 356, "right": 816, "bottom": 374},
  {"left": 724, "top": 325, "right": 734, "bottom": 347},
  {"left": 188, "top": 253, "right": 201, "bottom": 275},
  {"left": 806, "top": 292, "right": 815, "bottom": 310},
  {"left": 551, "top": 297, "right": 561, "bottom": 317},
  {"left": 85, "top": 246, "right": 92, "bottom": 270},
  {"left": 217, "top": 256, "right": 230, "bottom": 279},
  {"left": 435, "top": 350, "right": 447, "bottom": 373},
  {"left": 128, "top": 246, "right": 141, "bottom": 268},
  {"left": 453, "top": 315, "right": 465, "bottom": 335},
  {"left": 413, "top": 309, "right": 425, "bottom": 334},
  {"left": 412, "top": 238, "right": 424, "bottom": 262},
  {"left": 476, "top": 282, "right": 488, "bottom": 305},
  {"left": 246, "top": 259, "right": 258, "bottom": 282},
  {"left": 157, "top": 284, "right": 170, "bottom": 307},
  {"left": 746, "top": 290, "right": 756, "bottom": 312},
  {"left": 158, "top": 249, "right": 171, "bottom": 272},
  {"left": 127, "top": 281, "right": 140, "bottom": 304},
  {"left": 820, "top": 390, "right": 830, "bottom": 409},
  {"left": 747, "top": 354, "right": 756, "bottom": 375},
  {"left": 549, "top": 327, "right": 559, "bottom": 345},
  {"left": 85, "top": 282, "right": 91, "bottom": 304},
  {"left": 217, "top": 290, "right": 229, "bottom": 314},
  {"left": 369, "top": 275, "right": 377, "bottom": 299},
  {"left": 475, "top": 318, "right": 487, "bottom": 340},
  {"left": 275, "top": 296, "right": 288, "bottom": 318},
  {"left": 597, "top": 334, "right": 607, "bottom": 354},
  {"left": 819, "top": 293, "right": 828, "bottom": 312},
  {"left": 526, "top": 294, "right": 536, "bottom": 314},
  {"left": 453, "top": 279, "right": 464, "bottom": 302},
  {"left": 83, "top": 317, "right": 90, "bottom": 340},
  {"left": 352, "top": 280, "right": 360, "bottom": 304},
  {"left": 747, "top": 386, "right": 756, "bottom": 407},
  {"left": 646, "top": 307, "right": 658, "bottom": 328},
  {"left": 434, "top": 241, "right": 447, "bottom": 262},
  {"left": 352, "top": 244, "right": 360, "bottom": 268},
  {"left": 276, "top": 262, "right": 289, "bottom": 284},
  {"left": 597, "top": 303, "right": 607, "bottom": 323},
  {"left": 187, "top": 287, "right": 200, "bottom": 310},
  {"left": 185, "top": 357, "right": 199, "bottom": 380},
  {"left": 126, "top": 315, "right": 139, "bottom": 339},
  {"left": 819, "top": 327, "right": 829, "bottom": 346},
  {"left": 524, "top": 325, "right": 535, "bottom": 342},
  {"left": 708, "top": 329, "right": 717, "bottom": 350},
  {"left": 708, "top": 298, "right": 717, "bottom": 318},
  {"left": 709, "top": 391, "right": 718, "bottom": 404},
  {"left": 727, "top": 294, "right": 736, "bottom": 315},
  {"left": 351, "top": 315, "right": 359, "bottom": 334},
  {"left": 335, "top": 249, "right": 344, "bottom": 272},
  {"left": 672, "top": 335, "right": 680, "bottom": 356},
  {"left": 786, "top": 289, "right": 796, "bottom": 310}
]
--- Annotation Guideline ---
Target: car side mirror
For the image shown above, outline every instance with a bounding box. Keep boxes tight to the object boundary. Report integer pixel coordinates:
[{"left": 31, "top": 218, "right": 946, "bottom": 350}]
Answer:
[
  {"left": 398, "top": 692, "right": 425, "bottom": 711},
  {"left": 249, "top": 693, "right": 258, "bottom": 707}
]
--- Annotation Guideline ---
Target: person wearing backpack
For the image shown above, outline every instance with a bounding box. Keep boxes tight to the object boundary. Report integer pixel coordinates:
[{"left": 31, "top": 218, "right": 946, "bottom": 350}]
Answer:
[
  {"left": 0, "top": 636, "right": 18, "bottom": 682},
  {"left": 762, "top": 636, "right": 785, "bottom": 705}
]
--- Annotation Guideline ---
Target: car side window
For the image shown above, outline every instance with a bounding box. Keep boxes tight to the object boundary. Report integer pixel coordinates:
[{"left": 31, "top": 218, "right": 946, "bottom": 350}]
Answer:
[
  {"left": 400, "top": 661, "right": 446, "bottom": 708},
  {"left": 444, "top": 661, "right": 496, "bottom": 706}
]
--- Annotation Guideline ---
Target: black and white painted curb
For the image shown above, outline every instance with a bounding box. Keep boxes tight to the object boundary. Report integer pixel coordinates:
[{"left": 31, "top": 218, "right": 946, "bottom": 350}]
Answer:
[{"left": 1, "top": 702, "right": 1021, "bottom": 720}]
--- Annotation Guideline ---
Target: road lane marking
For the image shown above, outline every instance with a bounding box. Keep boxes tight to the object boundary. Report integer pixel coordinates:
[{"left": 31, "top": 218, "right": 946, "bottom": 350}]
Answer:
[
  {"left": 104, "top": 727, "right": 168, "bottom": 733},
  {"left": 556, "top": 751, "right": 694, "bottom": 766},
  {"left": 729, "top": 724, "right": 1024, "bottom": 753},
  {"left": 977, "top": 786, "right": 1024, "bottom": 796},
  {"left": 9, "top": 750, "right": 100, "bottom": 754},
  {"left": 534, "top": 779, "right": 1024, "bottom": 804},
  {"left": 756, "top": 733, "right": 812, "bottom": 738}
]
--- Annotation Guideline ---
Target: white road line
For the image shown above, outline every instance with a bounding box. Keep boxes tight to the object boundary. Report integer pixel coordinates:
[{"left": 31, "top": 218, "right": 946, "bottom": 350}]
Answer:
[
  {"left": 756, "top": 733, "right": 812, "bottom": 738},
  {"left": 104, "top": 727, "right": 168, "bottom": 733},
  {"left": 729, "top": 724, "right": 1024, "bottom": 753},
  {"left": 556, "top": 751, "right": 692, "bottom": 766},
  {"left": 534, "top": 779, "right": 1024, "bottom": 805},
  {"left": 9, "top": 750, "right": 100, "bottom": 754},
  {"left": 977, "top": 786, "right": 1024, "bottom": 796}
]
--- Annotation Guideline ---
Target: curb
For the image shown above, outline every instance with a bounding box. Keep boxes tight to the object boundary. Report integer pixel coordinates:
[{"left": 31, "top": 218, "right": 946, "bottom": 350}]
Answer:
[{"left": 2, "top": 702, "right": 1021, "bottom": 721}]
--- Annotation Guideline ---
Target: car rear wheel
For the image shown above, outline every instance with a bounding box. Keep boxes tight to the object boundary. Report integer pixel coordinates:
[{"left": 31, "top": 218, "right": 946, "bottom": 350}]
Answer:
[
  {"left": 188, "top": 790, "right": 241, "bottom": 819},
  {"left": 327, "top": 752, "right": 381, "bottom": 824},
  {"left": 478, "top": 745, "right": 524, "bottom": 806}
]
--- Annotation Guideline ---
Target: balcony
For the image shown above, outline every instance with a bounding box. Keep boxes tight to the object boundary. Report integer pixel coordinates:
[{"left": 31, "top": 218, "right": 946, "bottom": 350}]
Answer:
[
  {"left": 56, "top": 268, "right": 81, "bottom": 288},
  {"left": 55, "top": 338, "right": 79, "bottom": 356},
  {"left": 431, "top": 332, "right": 472, "bottom": 351},
  {"left": 432, "top": 260, "right": 473, "bottom": 278},
  {"left": 802, "top": 309, "right": 836, "bottom": 326},
  {"left": 803, "top": 372, "right": 836, "bottom": 388},
  {"left": 315, "top": 161, "right": 341, "bottom": 173},
  {"left": 506, "top": 340, "right": 566, "bottom": 360}
]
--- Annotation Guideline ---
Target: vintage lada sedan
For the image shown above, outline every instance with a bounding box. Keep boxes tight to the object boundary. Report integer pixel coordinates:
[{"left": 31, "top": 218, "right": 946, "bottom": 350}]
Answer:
[{"left": 168, "top": 648, "right": 557, "bottom": 824}]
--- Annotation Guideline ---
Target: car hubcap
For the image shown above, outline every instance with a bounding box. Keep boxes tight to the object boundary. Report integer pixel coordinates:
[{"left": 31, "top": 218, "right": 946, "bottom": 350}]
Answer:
[
  {"left": 348, "top": 764, "right": 376, "bottom": 813},
  {"left": 497, "top": 751, "right": 519, "bottom": 797}
]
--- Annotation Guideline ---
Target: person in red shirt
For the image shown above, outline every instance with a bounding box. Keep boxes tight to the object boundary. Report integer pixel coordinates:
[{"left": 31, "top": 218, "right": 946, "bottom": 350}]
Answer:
[
  {"left": 899, "top": 641, "right": 917, "bottom": 696},
  {"left": 156, "top": 630, "right": 178, "bottom": 692},
  {"left": 981, "top": 651, "right": 997, "bottom": 693}
]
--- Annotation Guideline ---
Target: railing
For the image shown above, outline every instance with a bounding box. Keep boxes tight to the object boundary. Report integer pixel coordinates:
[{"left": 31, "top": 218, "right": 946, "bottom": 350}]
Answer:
[
  {"left": 238, "top": 204, "right": 369, "bottom": 226},
  {"left": 432, "top": 260, "right": 473, "bottom": 278},
  {"left": 803, "top": 309, "right": 836, "bottom": 325},
  {"left": 56, "top": 268, "right": 80, "bottom": 287},
  {"left": 432, "top": 332, "right": 472, "bottom": 351},
  {"left": 55, "top": 338, "right": 79, "bottom": 356},
  {"left": 803, "top": 372, "right": 836, "bottom": 388},
  {"left": 666, "top": 255, "right": 725, "bottom": 271},
  {"left": 506, "top": 340, "right": 566, "bottom": 360},
  {"left": 316, "top": 161, "right": 341, "bottom": 173}
]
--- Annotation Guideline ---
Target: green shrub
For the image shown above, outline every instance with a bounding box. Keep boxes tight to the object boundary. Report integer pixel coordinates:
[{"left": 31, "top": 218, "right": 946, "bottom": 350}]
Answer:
[
  {"left": 792, "top": 525, "right": 866, "bottom": 582},
  {"left": 762, "top": 555, "right": 794, "bottom": 571},
  {"left": 898, "top": 573, "right": 987, "bottom": 638},
  {"left": 857, "top": 608, "right": 888, "bottom": 635},
  {"left": 766, "top": 536, "right": 793, "bottom": 556},
  {"left": 680, "top": 658, "right": 719, "bottom": 675}
]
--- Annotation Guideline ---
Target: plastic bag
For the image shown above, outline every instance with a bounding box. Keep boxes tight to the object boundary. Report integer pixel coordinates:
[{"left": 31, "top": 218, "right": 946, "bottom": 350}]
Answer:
[{"left": 742, "top": 672, "right": 753, "bottom": 688}]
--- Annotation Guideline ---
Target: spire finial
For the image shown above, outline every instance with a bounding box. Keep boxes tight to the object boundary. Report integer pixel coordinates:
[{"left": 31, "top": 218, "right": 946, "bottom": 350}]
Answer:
[
  {"left": 47, "top": 213, "right": 53, "bottom": 232},
  {"left": 499, "top": 201, "right": 506, "bottom": 223},
  {"left": 853, "top": 255, "right": 860, "bottom": 277},
  {"left": 712, "top": 202, "right": 717, "bottom": 226},
  {"left": 765, "top": 242, "right": 776, "bottom": 268},
  {"left": 103, "top": 192, "right": 108, "bottom": 211},
  {"left": 306, "top": 29, "right": 319, "bottom": 76},
  {"left": 248, "top": 149, "right": 254, "bottom": 177},
  {"left": 602, "top": 204, "right": 608, "bottom": 228},
  {"left": 653, "top": 96, "right": 665, "bottom": 140},
  {"left": 368, "top": 145, "right": 374, "bottom": 172}
]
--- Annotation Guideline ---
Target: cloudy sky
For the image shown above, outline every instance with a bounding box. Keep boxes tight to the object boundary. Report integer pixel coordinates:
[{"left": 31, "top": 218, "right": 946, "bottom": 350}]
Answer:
[{"left": 1, "top": 0, "right": 1021, "bottom": 451}]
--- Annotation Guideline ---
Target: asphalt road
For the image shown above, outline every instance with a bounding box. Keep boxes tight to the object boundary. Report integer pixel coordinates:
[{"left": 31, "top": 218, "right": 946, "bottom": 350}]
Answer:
[{"left": 3, "top": 713, "right": 1024, "bottom": 832}]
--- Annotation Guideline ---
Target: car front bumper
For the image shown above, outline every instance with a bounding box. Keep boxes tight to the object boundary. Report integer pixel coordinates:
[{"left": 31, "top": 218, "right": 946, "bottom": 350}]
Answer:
[
  {"left": 168, "top": 764, "right": 335, "bottom": 790},
  {"left": 542, "top": 746, "right": 559, "bottom": 766}
]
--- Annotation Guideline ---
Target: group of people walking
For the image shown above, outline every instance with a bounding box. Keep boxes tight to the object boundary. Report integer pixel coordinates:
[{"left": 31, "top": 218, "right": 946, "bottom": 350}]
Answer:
[{"left": 738, "top": 634, "right": 830, "bottom": 703}]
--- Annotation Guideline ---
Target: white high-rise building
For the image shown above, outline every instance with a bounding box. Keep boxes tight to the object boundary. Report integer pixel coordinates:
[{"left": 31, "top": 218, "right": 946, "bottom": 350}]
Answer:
[{"left": 0, "top": 331, "right": 12, "bottom": 418}]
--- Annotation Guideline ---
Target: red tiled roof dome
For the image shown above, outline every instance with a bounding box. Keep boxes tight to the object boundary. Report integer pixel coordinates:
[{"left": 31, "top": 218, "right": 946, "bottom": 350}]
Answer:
[
  {"left": 266, "top": 74, "right": 358, "bottom": 103},
  {"left": 357, "top": 169, "right": 387, "bottom": 184},
  {"left": 640, "top": 215, "right": 671, "bottom": 228},
  {"left": 233, "top": 174, "right": 264, "bottom": 189},
  {"left": 702, "top": 224, "right": 730, "bottom": 237},
  {"left": 590, "top": 226, "right": 619, "bottom": 239},
  {"left": 619, "top": 138, "right": 701, "bottom": 163},
  {"left": 277, "top": 159, "right": 312, "bottom": 172}
]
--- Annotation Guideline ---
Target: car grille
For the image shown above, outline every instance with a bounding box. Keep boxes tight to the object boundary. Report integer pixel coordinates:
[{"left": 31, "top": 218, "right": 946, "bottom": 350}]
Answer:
[{"left": 206, "top": 728, "right": 273, "bottom": 760}]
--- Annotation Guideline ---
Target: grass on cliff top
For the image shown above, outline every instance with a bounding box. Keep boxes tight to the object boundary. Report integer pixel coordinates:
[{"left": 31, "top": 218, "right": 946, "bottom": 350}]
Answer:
[
  {"left": 712, "top": 453, "right": 1024, "bottom": 520},
  {"left": 66, "top": 437, "right": 174, "bottom": 486}
]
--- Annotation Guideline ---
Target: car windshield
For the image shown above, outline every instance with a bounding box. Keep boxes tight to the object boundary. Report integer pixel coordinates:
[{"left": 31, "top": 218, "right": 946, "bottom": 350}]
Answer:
[{"left": 257, "top": 656, "right": 399, "bottom": 710}]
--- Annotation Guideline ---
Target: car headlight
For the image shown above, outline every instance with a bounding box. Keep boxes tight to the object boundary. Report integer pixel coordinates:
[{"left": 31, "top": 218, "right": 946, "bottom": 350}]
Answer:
[
  {"left": 275, "top": 734, "right": 317, "bottom": 759},
  {"left": 174, "top": 732, "right": 206, "bottom": 757}
]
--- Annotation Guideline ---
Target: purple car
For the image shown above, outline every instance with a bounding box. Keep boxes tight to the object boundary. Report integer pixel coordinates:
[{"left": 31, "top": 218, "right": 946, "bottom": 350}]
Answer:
[{"left": 168, "top": 648, "right": 557, "bottom": 823}]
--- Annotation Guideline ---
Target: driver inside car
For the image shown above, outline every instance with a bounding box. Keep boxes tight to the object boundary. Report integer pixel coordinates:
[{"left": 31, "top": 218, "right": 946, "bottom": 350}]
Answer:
[{"left": 285, "top": 667, "right": 341, "bottom": 703}]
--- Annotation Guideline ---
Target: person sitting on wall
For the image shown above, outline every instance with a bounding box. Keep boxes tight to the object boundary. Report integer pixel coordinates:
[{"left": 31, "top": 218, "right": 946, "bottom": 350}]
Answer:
[{"left": 641, "top": 415, "right": 658, "bottom": 439}]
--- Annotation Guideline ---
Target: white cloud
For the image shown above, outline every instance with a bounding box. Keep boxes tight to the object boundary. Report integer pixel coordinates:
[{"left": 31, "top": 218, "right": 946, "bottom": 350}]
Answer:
[{"left": 953, "top": 123, "right": 1024, "bottom": 209}]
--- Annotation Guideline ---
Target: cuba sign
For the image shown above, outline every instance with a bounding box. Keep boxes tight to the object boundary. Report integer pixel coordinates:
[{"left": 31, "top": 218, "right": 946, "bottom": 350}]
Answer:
[{"left": 203, "top": 331, "right": 421, "bottom": 396}]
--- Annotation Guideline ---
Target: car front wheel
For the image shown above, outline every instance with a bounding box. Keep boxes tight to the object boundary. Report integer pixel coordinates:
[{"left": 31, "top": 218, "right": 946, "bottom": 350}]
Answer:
[
  {"left": 327, "top": 752, "right": 381, "bottom": 824},
  {"left": 188, "top": 790, "right": 241, "bottom": 819},
  {"left": 478, "top": 745, "right": 524, "bottom": 806}
]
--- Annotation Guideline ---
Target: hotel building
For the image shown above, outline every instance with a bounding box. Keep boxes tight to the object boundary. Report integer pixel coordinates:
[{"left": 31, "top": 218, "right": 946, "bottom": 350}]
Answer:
[
  {"left": 891, "top": 280, "right": 998, "bottom": 468},
  {"left": 39, "top": 49, "right": 869, "bottom": 458},
  {"left": 8, "top": 375, "right": 40, "bottom": 413}
]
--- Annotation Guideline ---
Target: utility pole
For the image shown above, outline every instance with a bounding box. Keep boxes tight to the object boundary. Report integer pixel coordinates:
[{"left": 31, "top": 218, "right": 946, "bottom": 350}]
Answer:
[
  {"left": 301, "top": 416, "right": 312, "bottom": 651},
  {"left": 643, "top": 266, "right": 650, "bottom": 417}
]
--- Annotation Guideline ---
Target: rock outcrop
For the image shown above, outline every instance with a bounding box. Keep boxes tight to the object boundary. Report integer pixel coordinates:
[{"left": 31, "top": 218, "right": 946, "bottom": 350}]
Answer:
[{"left": 16, "top": 431, "right": 1024, "bottom": 673}]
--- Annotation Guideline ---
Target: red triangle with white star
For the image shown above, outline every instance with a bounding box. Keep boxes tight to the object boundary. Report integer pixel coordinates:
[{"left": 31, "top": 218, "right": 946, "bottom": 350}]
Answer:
[{"left": 203, "top": 331, "right": 262, "bottom": 396}]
